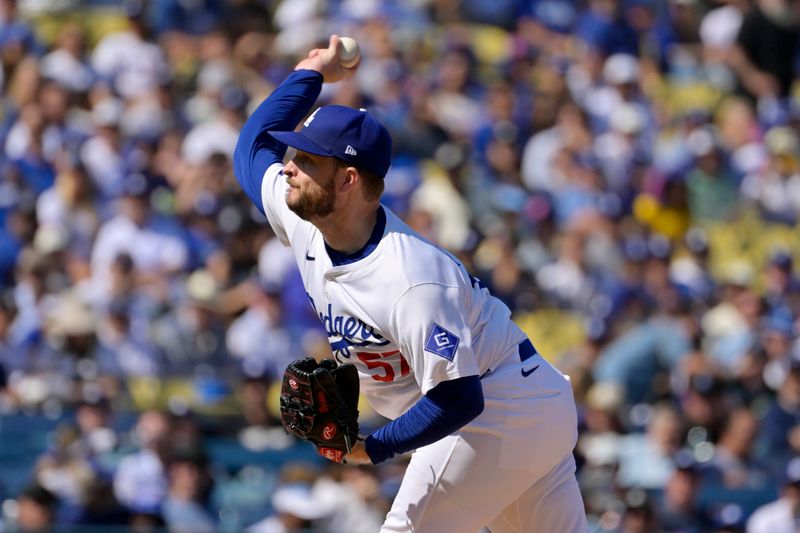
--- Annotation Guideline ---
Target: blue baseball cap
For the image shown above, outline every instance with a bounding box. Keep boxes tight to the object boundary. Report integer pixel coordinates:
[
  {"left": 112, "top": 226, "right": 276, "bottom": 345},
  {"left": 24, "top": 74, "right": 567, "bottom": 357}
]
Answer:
[{"left": 269, "top": 105, "right": 392, "bottom": 178}]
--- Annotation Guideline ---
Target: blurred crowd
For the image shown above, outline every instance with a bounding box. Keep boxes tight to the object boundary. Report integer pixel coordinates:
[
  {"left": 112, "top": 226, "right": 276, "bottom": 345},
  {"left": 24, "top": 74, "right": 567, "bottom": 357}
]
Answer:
[{"left": 1, "top": 0, "right": 800, "bottom": 531}]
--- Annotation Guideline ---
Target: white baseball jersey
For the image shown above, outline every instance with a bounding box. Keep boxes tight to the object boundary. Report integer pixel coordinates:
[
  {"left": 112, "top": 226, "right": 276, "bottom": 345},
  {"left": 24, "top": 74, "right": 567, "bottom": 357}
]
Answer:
[{"left": 260, "top": 162, "right": 527, "bottom": 420}]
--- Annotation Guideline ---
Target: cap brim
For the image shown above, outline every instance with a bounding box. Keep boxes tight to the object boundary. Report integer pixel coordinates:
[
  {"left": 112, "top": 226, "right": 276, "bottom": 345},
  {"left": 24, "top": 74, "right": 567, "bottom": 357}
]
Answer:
[{"left": 267, "top": 131, "right": 334, "bottom": 158}]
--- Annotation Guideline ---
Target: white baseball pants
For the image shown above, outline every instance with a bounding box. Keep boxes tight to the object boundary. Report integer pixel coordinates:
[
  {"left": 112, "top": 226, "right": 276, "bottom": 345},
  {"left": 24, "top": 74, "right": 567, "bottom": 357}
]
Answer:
[{"left": 380, "top": 344, "right": 588, "bottom": 533}]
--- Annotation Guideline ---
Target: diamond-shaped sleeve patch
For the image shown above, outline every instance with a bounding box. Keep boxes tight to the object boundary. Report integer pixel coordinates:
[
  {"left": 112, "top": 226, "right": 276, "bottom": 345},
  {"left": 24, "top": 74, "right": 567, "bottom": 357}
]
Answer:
[{"left": 424, "top": 323, "right": 460, "bottom": 361}]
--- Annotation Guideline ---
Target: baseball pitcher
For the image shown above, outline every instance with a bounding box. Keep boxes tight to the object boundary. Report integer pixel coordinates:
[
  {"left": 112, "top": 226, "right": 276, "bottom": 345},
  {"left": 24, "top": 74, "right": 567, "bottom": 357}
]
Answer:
[{"left": 233, "top": 35, "right": 588, "bottom": 533}]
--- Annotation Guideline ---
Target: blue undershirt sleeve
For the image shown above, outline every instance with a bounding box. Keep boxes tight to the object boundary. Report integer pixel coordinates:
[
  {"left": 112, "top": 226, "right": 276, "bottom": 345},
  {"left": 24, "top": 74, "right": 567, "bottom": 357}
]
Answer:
[
  {"left": 364, "top": 375, "right": 484, "bottom": 464},
  {"left": 232, "top": 69, "right": 323, "bottom": 214}
]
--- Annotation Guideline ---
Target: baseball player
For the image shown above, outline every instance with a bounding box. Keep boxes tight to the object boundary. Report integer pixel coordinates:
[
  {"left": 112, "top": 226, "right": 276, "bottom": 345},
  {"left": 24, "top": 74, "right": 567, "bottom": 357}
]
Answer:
[{"left": 233, "top": 35, "right": 588, "bottom": 533}]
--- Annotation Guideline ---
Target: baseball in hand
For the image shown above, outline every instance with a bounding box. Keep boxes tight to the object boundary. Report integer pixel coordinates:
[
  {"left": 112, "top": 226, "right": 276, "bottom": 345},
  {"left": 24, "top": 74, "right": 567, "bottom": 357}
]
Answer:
[{"left": 339, "top": 37, "right": 360, "bottom": 68}]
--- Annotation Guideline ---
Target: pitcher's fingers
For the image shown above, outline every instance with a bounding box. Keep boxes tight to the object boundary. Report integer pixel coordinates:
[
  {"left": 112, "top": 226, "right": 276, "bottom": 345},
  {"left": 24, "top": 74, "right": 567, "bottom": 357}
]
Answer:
[{"left": 328, "top": 34, "right": 341, "bottom": 53}]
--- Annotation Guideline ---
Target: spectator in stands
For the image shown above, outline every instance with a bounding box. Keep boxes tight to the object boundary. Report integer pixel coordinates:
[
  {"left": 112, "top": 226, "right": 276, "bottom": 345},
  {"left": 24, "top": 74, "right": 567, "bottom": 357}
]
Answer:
[
  {"left": 656, "top": 451, "right": 713, "bottom": 532},
  {"left": 0, "top": 0, "right": 41, "bottom": 71},
  {"left": 616, "top": 405, "right": 684, "bottom": 489},
  {"left": 700, "top": 408, "right": 768, "bottom": 490},
  {"left": 80, "top": 97, "right": 127, "bottom": 199},
  {"left": 684, "top": 126, "right": 740, "bottom": 221},
  {"left": 161, "top": 445, "right": 215, "bottom": 533},
  {"left": 741, "top": 126, "right": 800, "bottom": 224},
  {"left": 74, "top": 395, "right": 117, "bottom": 462},
  {"left": 32, "top": 423, "right": 94, "bottom": 522},
  {"left": 760, "top": 361, "right": 800, "bottom": 465},
  {"left": 226, "top": 280, "right": 293, "bottom": 378},
  {"left": 0, "top": 289, "right": 18, "bottom": 378},
  {"left": 15, "top": 484, "right": 58, "bottom": 532},
  {"left": 236, "top": 375, "right": 293, "bottom": 453},
  {"left": 762, "top": 249, "right": 799, "bottom": 315},
  {"left": 38, "top": 22, "right": 93, "bottom": 94},
  {"left": 114, "top": 410, "right": 170, "bottom": 515},
  {"left": 151, "top": 269, "right": 229, "bottom": 373},
  {"left": 90, "top": 0, "right": 169, "bottom": 100},
  {"left": 702, "top": 282, "right": 760, "bottom": 374},
  {"left": 90, "top": 174, "right": 188, "bottom": 293},
  {"left": 246, "top": 482, "right": 329, "bottom": 533},
  {"left": 593, "top": 299, "right": 693, "bottom": 405},
  {"left": 731, "top": 0, "right": 800, "bottom": 99},
  {"left": 35, "top": 159, "right": 99, "bottom": 266},
  {"left": 95, "top": 298, "right": 162, "bottom": 377},
  {"left": 747, "top": 456, "right": 800, "bottom": 533},
  {"left": 314, "top": 465, "right": 386, "bottom": 533}
]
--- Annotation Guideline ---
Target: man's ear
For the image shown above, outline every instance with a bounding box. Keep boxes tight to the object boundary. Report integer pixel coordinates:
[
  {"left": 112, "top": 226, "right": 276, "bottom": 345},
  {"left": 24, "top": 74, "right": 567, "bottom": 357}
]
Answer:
[{"left": 340, "top": 166, "right": 359, "bottom": 192}]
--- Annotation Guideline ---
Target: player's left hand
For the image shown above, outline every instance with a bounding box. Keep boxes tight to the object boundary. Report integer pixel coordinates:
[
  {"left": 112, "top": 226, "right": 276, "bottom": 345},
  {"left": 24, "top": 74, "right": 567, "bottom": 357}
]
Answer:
[
  {"left": 280, "top": 358, "right": 360, "bottom": 463},
  {"left": 345, "top": 440, "right": 373, "bottom": 465},
  {"left": 295, "top": 35, "right": 358, "bottom": 84}
]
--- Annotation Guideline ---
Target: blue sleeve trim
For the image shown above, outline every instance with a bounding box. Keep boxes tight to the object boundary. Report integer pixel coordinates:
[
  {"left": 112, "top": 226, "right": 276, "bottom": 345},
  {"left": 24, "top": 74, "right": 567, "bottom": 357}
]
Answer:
[
  {"left": 233, "top": 70, "right": 323, "bottom": 214},
  {"left": 364, "top": 375, "right": 484, "bottom": 464}
]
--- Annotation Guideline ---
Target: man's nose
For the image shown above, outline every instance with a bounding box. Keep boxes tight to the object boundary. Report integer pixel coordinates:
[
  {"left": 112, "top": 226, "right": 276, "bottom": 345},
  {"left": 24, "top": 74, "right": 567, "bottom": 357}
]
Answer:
[{"left": 283, "top": 159, "right": 296, "bottom": 176}]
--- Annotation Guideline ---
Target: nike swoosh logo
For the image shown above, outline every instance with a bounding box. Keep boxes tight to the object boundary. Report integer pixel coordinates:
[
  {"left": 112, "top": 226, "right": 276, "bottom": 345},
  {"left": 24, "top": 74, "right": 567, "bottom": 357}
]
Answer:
[
  {"left": 305, "top": 252, "right": 315, "bottom": 261},
  {"left": 521, "top": 365, "right": 539, "bottom": 378}
]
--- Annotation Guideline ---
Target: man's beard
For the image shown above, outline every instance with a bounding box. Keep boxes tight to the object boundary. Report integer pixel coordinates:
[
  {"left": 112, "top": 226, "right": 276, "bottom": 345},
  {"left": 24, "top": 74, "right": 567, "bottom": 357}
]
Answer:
[{"left": 286, "top": 179, "right": 336, "bottom": 220}]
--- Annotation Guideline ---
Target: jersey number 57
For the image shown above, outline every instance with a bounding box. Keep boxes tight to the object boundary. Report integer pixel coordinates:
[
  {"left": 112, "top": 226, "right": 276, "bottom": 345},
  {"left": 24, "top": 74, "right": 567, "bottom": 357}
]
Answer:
[{"left": 356, "top": 350, "right": 410, "bottom": 382}]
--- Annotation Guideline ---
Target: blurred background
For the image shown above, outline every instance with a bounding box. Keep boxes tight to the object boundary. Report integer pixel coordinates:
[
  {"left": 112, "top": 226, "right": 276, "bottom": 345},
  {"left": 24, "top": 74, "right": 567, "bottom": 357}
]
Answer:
[{"left": 0, "top": 0, "right": 799, "bottom": 531}]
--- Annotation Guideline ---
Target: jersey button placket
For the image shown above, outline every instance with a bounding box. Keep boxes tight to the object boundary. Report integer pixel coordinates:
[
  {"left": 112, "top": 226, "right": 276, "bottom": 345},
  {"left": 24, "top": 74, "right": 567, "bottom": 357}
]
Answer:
[{"left": 322, "top": 273, "right": 333, "bottom": 300}]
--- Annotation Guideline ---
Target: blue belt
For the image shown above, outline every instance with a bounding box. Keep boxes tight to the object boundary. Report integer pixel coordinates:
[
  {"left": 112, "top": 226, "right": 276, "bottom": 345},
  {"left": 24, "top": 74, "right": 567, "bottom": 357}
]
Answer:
[
  {"left": 518, "top": 338, "right": 537, "bottom": 362},
  {"left": 481, "top": 338, "right": 537, "bottom": 379}
]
